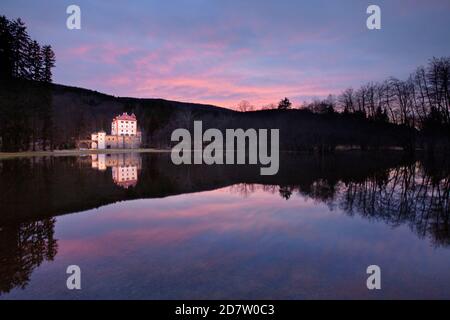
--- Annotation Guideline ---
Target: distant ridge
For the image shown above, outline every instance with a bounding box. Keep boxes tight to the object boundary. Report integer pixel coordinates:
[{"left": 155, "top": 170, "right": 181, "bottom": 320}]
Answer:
[{"left": 51, "top": 81, "right": 234, "bottom": 114}]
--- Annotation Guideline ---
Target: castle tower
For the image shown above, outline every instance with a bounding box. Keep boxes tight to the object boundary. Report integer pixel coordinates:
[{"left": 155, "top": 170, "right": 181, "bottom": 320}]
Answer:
[
  {"left": 112, "top": 113, "right": 137, "bottom": 136},
  {"left": 97, "top": 131, "right": 106, "bottom": 149}
]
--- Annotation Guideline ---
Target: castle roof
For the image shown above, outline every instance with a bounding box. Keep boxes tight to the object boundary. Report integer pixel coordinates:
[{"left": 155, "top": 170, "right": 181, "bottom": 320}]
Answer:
[{"left": 114, "top": 113, "right": 137, "bottom": 121}]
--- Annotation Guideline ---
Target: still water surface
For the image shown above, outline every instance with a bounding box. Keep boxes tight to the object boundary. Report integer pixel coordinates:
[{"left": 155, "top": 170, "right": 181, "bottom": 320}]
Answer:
[{"left": 0, "top": 152, "right": 449, "bottom": 299}]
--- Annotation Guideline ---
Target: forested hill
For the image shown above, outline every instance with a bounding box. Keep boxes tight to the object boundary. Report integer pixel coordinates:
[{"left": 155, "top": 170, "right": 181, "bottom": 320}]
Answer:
[
  {"left": 1, "top": 78, "right": 418, "bottom": 152},
  {"left": 0, "top": 78, "right": 233, "bottom": 151},
  {"left": 48, "top": 80, "right": 235, "bottom": 149}
]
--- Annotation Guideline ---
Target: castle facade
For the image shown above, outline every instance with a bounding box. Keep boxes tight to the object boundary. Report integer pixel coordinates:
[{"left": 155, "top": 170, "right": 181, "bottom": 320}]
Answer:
[{"left": 91, "top": 113, "right": 142, "bottom": 149}]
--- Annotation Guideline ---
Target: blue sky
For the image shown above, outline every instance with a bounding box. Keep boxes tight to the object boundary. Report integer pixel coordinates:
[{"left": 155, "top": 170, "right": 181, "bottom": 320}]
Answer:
[{"left": 2, "top": 0, "right": 450, "bottom": 108}]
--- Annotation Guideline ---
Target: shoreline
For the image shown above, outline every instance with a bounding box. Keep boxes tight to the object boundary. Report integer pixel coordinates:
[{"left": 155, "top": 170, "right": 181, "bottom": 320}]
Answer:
[
  {"left": 0, "top": 148, "right": 171, "bottom": 160},
  {"left": 0, "top": 147, "right": 413, "bottom": 160}
]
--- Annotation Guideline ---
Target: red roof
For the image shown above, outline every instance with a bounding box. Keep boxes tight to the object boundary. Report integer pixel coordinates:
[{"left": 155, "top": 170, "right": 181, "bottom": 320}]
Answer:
[{"left": 114, "top": 113, "right": 137, "bottom": 121}]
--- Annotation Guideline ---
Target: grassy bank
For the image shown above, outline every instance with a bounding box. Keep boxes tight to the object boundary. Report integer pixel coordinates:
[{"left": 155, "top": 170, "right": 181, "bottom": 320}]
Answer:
[{"left": 0, "top": 148, "right": 170, "bottom": 160}]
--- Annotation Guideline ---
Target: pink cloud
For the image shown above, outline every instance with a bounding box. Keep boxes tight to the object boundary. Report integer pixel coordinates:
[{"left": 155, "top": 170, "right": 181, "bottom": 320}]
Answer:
[
  {"left": 53, "top": 22, "right": 387, "bottom": 109},
  {"left": 59, "top": 43, "right": 135, "bottom": 64}
]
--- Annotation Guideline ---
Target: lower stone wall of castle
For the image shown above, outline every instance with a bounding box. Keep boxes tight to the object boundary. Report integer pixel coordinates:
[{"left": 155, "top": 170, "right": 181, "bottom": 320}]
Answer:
[{"left": 104, "top": 135, "right": 141, "bottom": 149}]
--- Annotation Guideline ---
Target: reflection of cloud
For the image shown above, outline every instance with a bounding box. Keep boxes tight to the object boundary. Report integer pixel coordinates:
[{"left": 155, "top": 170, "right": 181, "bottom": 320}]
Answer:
[
  {"left": 52, "top": 184, "right": 450, "bottom": 299},
  {"left": 56, "top": 187, "right": 325, "bottom": 258}
]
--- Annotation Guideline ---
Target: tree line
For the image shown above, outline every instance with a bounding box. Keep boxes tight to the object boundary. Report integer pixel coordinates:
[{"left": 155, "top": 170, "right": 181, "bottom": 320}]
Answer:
[
  {"left": 332, "top": 57, "right": 450, "bottom": 152},
  {"left": 238, "top": 57, "right": 450, "bottom": 133},
  {"left": 0, "top": 15, "right": 56, "bottom": 152},
  {"left": 337, "top": 57, "right": 449, "bottom": 131},
  {"left": 237, "top": 57, "right": 450, "bottom": 153}
]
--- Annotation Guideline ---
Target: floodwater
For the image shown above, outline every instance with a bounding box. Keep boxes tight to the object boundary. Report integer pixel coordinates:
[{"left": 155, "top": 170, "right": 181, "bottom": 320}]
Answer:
[{"left": 0, "top": 152, "right": 449, "bottom": 299}]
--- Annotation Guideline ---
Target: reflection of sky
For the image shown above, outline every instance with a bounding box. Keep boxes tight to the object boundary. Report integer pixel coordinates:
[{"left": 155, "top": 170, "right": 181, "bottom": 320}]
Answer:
[
  {"left": 2, "top": 186, "right": 450, "bottom": 299},
  {"left": 2, "top": 0, "right": 450, "bottom": 108}
]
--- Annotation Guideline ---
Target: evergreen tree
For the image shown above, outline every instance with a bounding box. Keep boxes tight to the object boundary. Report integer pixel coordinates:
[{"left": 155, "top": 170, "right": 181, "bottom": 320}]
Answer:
[
  {"left": 0, "top": 15, "right": 14, "bottom": 79},
  {"left": 28, "top": 40, "right": 42, "bottom": 81},
  {"left": 27, "top": 42, "right": 43, "bottom": 150},
  {"left": 278, "top": 97, "right": 292, "bottom": 110},
  {"left": 40, "top": 45, "right": 55, "bottom": 150},
  {"left": 0, "top": 16, "right": 56, "bottom": 151},
  {"left": 41, "top": 45, "right": 55, "bottom": 83},
  {"left": 10, "top": 18, "right": 31, "bottom": 79}
]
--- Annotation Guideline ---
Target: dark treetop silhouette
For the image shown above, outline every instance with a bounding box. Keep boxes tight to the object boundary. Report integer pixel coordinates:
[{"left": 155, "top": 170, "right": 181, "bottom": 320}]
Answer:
[{"left": 0, "top": 16, "right": 55, "bottom": 152}]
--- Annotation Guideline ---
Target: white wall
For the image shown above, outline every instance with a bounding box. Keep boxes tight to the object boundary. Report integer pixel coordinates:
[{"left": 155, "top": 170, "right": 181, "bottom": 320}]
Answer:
[
  {"left": 116, "top": 120, "right": 137, "bottom": 135},
  {"left": 98, "top": 132, "right": 106, "bottom": 149}
]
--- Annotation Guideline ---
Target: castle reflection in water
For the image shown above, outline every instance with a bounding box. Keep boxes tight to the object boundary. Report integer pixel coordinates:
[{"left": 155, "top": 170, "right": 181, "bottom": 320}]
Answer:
[{"left": 90, "top": 153, "right": 142, "bottom": 189}]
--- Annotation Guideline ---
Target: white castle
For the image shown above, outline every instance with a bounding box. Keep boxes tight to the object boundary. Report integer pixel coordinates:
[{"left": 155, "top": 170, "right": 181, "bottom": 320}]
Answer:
[{"left": 91, "top": 113, "right": 142, "bottom": 149}]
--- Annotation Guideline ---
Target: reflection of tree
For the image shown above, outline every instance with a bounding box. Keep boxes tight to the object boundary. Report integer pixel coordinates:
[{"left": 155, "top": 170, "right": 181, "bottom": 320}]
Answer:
[
  {"left": 229, "top": 183, "right": 257, "bottom": 198},
  {"left": 229, "top": 160, "right": 450, "bottom": 247},
  {"left": 308, "top": 179, "right": 339, "bottom": 204},
  {"left": 0, "top": 218, "right": 57, "bottom": 294},
  {"left": 303, "top": 162, "right": 450, "bottom": 247},
  {"left": 337, "top": 163, "right": 450, "bottom": 247},
  {"left": 279, "top": 185, "right": 294, "bottom": 200}
]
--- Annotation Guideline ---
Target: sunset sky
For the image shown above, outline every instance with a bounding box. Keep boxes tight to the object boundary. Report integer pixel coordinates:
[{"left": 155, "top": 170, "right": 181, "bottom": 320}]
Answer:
[{"left": 2, "top": 0, "right": 450, "bottom": 109}]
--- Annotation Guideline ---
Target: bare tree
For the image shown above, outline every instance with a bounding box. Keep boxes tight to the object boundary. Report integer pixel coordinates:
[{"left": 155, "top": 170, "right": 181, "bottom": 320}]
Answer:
[
  {"left": 338, "top": 88, "right": 355, "bottom": 113},
  {"left": 237, "top": 100, "right": 254, "bottom": 112}
]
